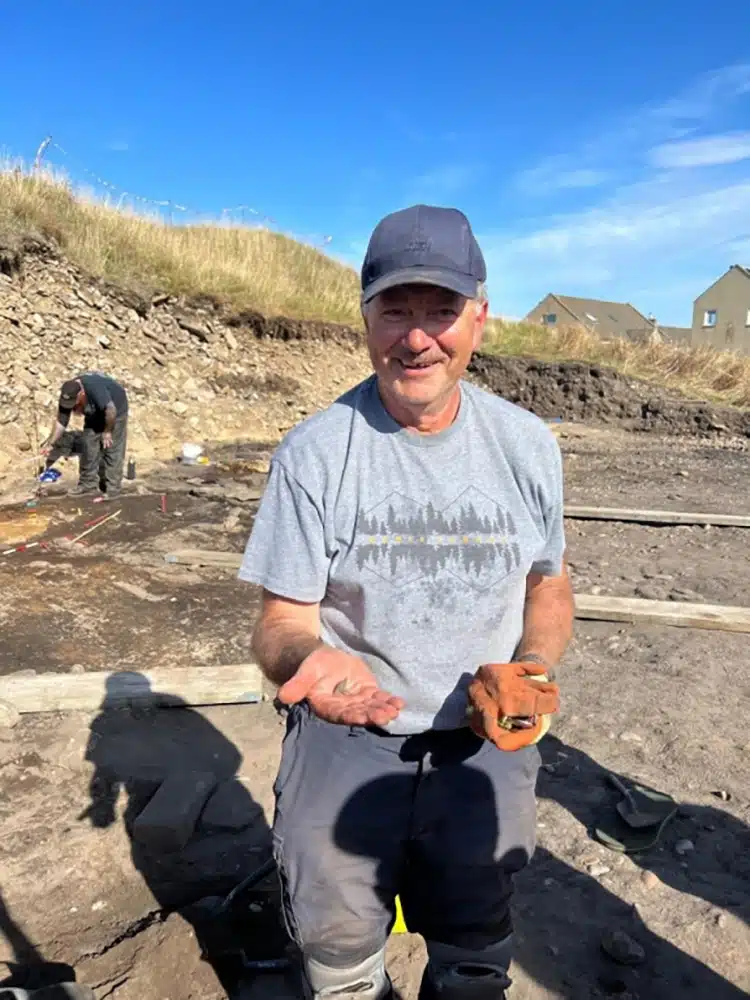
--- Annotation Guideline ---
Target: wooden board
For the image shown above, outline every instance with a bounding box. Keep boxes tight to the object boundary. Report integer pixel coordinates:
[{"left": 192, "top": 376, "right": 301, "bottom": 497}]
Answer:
[
  {"left": 564, "top": 505, "right": 750, "bottom": 528},
  {"left": 166, "top": 548, "right": 244, "bottom": 569},
  {"left": 3, "top": 663, "right": 263, "bottom": 714},
  {"left": 575, "top": 594, "right": 750, "bottom": 633}
]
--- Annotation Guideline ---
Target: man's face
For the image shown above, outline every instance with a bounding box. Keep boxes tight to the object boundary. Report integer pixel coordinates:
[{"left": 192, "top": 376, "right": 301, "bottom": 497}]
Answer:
[{"left": 363, "top": 284, "right": 487, "bottom": 412}]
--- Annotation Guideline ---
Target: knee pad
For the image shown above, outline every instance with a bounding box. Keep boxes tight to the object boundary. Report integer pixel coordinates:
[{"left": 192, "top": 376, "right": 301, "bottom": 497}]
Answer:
[
  {"left": 423, "top": 937, "right": 513, "bottom": 999},
  {"left": 304, "top": 948, "right": 389, "bottom": 1000}
]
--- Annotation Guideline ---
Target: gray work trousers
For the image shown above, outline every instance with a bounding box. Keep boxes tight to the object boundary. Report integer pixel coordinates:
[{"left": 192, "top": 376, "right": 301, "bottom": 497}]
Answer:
[
  {"left": 272, "top": 703, "right": 540, "bottom": 971},
  {"left": 77, "top": 414, "right": 128, "bottom": 497}
]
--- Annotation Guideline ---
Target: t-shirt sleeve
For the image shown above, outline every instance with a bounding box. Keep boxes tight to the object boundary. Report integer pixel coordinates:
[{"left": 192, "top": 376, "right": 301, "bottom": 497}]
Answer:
[
  {"left": 238, "top": 459, "right": 329, "bottom": 602},
  {"left": 530, "top": 435, "right": 566, "bottom": 577}
]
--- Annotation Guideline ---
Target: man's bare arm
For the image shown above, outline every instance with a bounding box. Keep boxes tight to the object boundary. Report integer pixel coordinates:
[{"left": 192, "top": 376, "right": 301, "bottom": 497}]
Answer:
[
  {"left": 514, "top": 559, "right": 575, "bottom": 677},
  {"left": 103, "top": 402, "right": 117, "bottom": 433},
  {"left": 251, "top": 590, "right": 323, "bottom": 687}
]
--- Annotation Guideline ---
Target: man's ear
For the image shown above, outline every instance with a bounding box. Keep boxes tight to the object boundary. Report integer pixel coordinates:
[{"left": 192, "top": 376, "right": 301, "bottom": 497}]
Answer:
[{"left": 472, "top": 299, "right": 488, "bottom": 351}]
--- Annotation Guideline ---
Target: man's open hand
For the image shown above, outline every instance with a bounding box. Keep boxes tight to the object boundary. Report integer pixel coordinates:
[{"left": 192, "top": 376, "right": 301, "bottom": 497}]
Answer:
[
  {"left": 278, "top": 646, "right": 404, "bottom": 727},
  {"left": 467, "top": 661, "right": 560, "bottom": 750},
  {"left": 102, "top": 431, "right": 113, "bottom": 449}
]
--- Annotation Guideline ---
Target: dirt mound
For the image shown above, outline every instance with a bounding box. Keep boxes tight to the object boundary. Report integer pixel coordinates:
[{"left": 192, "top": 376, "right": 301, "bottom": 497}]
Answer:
[
  {"left": 468, "top": 355, "right": 750, "bottom": 437},
  {"left": 0, "top": 237, "right": 373, "bottom": 489}
]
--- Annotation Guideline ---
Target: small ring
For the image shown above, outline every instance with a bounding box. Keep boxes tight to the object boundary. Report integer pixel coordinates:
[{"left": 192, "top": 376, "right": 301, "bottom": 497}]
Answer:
[{"left": 497, "top": 715, "right": 516, "bottom": 731}]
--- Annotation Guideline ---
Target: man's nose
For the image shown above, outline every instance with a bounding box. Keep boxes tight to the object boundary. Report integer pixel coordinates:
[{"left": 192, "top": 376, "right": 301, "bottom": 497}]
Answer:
[{"left": 402, "top": 324, "right": 432, "bottom": 352}]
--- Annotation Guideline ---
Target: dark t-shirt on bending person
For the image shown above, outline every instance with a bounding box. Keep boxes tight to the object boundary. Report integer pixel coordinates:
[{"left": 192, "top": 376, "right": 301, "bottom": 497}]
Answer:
[{"left": 58, "top": 373, "right": 129, "bottom": 433}]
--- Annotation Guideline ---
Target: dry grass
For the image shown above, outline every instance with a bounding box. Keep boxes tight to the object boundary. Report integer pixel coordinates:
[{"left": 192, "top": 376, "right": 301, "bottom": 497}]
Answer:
[
  {"left": 2, "top": 164, "right": 749, "bottom": 408},
  {"left": 484, "top": 318, "right": 750, "bottom": 408},
  {"left": 0, "top": 166, "right": 361, "bottom": 324}
]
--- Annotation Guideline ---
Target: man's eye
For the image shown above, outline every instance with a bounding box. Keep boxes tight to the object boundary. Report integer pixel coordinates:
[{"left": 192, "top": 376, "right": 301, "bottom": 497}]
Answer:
[
  {"left": 383, "top": 309, "right": 406, "bottom": 319},
  {"left": 433, "top": 308, "right": 458, "bottom": 320}
]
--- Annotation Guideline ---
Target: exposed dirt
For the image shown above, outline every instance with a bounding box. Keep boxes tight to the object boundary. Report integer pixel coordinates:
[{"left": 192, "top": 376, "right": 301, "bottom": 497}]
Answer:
[
  {"left": 468, "top": 355, "right": 750, "bottom": 437},
  {"left": 1, "top": 425, "right": 749, "bottom": 999}
]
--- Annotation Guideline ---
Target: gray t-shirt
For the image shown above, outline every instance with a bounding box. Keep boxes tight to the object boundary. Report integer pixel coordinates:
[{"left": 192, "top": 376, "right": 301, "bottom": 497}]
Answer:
[{"left": 239, "top": 374, "right": 565, "bottom": 734}]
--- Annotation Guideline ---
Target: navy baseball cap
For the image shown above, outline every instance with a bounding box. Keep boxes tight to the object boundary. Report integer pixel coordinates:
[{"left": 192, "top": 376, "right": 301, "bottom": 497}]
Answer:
[
  {"left": 58, "top": 379, "right": 81, "bottom": 410},
  {"left": 361, "top": 204, "right": 486, "bottom": 304}
]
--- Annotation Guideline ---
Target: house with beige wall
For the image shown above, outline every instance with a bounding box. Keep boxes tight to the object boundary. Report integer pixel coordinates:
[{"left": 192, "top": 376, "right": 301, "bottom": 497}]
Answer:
[
  {"left": 692, "top": 265, "right": 750, "bottom": 354},
  {"left": 523, "top": 293, "right": 690, "bottom": 343}
]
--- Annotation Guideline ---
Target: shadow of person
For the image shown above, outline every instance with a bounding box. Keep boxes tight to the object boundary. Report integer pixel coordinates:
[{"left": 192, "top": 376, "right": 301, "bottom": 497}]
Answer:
[
  {"left": 332, "top": 744, "right": 748, "bottom": 1000},
  {"left": 0, "top": 889, "right": 76, "bottom": 992},
  {"left": 78, "top": 671, "right": 282, "bottom": 993},
  {"left": 537, "top": 736, "right": 750, "bottom": 924}
]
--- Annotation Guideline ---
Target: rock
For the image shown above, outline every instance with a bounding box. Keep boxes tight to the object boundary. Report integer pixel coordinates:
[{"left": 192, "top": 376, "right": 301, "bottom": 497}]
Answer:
[
  {"left": 32, "top": 986, "right": 96, "bottom": 999},
  {"left": 224, "top": 329, "right": 238, "bottom": 350},
  {"left": 132, "top": 770, "right": 217, "bottom": 852},
  {"left": 0, "top": 698, "right": 20, "bottom": 729},
  {"left": 600, "top": 928, "right": 646, "bottom": 966},
  {"left": 675, "top": 839, "right": 695, "bottom": 856},
  {"left": 97, "top": 334, "right": 111, "bottom": 348},
  {"left": 619, "top": 731, "right": 644, "bottom": 743},
  {"left": 635, "top": 582, "right": 670, "bottom": 601},
  {"left": 176, "top": 317, "right": 211, "bottom": 342},
  {"left": 587, "top": 862, "right": 611, "bottom": 877},
  {"left": 640, "top": 870, "right": 661, "bottom": 889},
  {"left": 199, "top": 779, "right": 264, "bottom": 833},
  {"left": 712, "top": 789, "right": 731, "bottom": 802},
  {"left": 171, "top": 401, "right": 188, "bottom": 415}
]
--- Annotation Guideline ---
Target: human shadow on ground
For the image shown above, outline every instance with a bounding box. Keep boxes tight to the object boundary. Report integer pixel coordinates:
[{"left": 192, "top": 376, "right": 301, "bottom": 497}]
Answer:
[
  {"left": 333, "top": 755, "right": 748, "bottom": 999},
  {"left": 537, "top": 736, "right": 750, "bottom": 924},
  {"left": 78, "top": 671, "right": 285, "bottom": 995},
  {"left": 0, "top": 889, "right": 77, "bottom": 993}
]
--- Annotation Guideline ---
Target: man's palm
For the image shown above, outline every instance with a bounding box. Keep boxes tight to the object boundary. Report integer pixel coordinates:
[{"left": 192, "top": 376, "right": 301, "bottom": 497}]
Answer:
[{"left": 278, "top": 649, "right": 403, "bottom": 727}]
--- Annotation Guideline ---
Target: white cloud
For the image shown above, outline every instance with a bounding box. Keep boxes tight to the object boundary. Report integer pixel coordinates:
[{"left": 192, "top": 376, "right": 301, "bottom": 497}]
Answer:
[
  {"left": 516, "top": 162, "right": 608, "bottom": 195},
  {"left": 107, "top": 139, "right": 130, "bottom": 152},
  {"left": 489, "top": 64, "right": 750, "bottom": 324},
  {"left": 650, "top": 131, "right": 750, "bottom": 168}
]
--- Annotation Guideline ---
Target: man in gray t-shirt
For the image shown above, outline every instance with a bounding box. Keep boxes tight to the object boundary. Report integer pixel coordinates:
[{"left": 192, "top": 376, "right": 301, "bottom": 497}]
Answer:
[{"left": 239, "top": 204, "right": 574, "bottom": 1000}]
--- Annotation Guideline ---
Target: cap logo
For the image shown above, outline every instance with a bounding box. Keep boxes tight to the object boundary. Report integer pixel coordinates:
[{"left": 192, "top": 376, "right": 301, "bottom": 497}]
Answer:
[{"left": 405, "top": 238, "right": 430, "bottom": 254}]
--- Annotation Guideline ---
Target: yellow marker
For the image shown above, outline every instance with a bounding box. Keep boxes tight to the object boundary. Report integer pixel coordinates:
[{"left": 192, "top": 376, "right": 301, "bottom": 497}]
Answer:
[{"left": 392, "top": 895, "right": 408, "bottom": 934}]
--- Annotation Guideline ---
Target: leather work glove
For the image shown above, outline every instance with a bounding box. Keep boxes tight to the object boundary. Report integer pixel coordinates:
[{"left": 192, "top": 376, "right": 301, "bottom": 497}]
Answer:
[{"left": 467, "top": 662, "right": 560, "bottom": 751}]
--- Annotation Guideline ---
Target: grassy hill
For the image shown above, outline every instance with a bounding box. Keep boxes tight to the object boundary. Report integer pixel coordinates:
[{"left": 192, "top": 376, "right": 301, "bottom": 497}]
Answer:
[{"left": 2, "top": 165, "right": 749, "bottom": 407}]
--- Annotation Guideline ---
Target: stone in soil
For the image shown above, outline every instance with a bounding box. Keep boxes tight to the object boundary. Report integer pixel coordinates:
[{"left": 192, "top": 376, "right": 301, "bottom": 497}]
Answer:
[
  {"left": 600, "top": 928, "right": 646, "bottom": 966},
  {"left": 0, "top": 698, "right": 20, "bottom": 729},
  {"left": 131, "top": 770, "right": 217, "bottom": 852}
]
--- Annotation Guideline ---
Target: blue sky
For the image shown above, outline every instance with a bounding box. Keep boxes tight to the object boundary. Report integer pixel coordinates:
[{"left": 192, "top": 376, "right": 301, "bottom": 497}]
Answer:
[{"left": 3, "top": 0, "right": 750, "bottom": 326}]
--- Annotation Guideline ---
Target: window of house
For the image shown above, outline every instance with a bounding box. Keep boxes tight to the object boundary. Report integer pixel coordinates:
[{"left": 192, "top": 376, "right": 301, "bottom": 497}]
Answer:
[
  {"left": 703, "top": 309, "right": 717, "bottom": 327},
  {"left": 542, "top": 313, "right": 557, "bottom": 325},
  {"left": 745, "top": 308, "right": 750, "bottom": 327},
  {"left": 584, "top": 312, "right": 598, "bottom": 323}
]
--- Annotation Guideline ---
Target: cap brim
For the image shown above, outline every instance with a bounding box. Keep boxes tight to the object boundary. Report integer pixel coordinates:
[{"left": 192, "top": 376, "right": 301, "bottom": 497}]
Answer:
[
  {"left": 361, "top": 268, "right": 479, "bottom": 304},
  {"left": 58, "top": 398, "right": 76, "bottom": 410}
]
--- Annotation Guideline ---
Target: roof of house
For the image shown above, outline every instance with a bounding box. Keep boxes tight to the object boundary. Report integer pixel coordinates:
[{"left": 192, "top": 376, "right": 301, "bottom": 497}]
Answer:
[
  {"left": 656, "top": 325, "right": 691, "bottom": 342},
  {"left": 536, "top": 294, "right": 652, "bottom": 337},
  {"left": 694, "top": 264, "right": 750, "bottom": 303}
]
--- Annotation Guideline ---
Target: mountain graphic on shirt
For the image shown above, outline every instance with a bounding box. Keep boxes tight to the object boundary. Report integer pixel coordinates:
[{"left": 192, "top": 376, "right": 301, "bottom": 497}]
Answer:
[{"left": 354, "top": 486, "right": 522, "bottom": 591}]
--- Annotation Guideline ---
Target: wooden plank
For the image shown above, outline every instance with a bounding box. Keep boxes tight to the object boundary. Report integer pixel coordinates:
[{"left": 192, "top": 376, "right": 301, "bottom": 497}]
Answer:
[
  {"left": 575, "top": 594, "right": 750, "bottom": 633},
  {"left": 165, "top": 548, "right": 243, "bottom": 569},
  {"left": 3, "top": 664, "right": 263, "bottom": 714},
  {"left": 564, "top": 505, "right": 750, "bottom": 528}
]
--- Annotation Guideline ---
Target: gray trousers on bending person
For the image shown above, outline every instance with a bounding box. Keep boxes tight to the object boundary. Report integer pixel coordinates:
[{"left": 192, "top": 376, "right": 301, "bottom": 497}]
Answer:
[
  {"left": 272, "top": 703, "right": 541, "bottom": 1000},
  {"left": 77, "top": 414, "right": 128, "bottom": 497}
]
